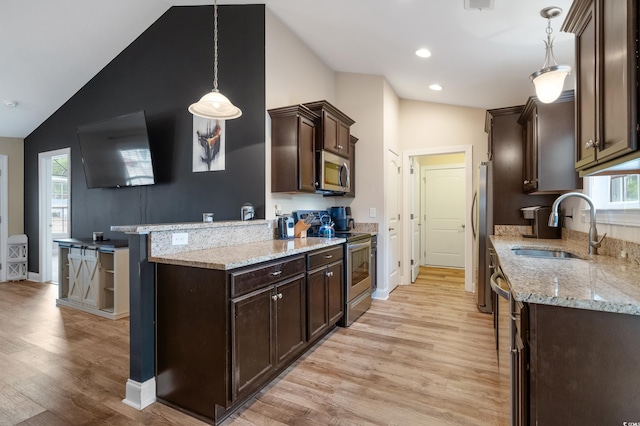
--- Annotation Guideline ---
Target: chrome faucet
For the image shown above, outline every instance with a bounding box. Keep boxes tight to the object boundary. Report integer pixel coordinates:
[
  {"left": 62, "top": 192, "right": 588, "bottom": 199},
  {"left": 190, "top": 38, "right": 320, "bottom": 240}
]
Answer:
[{"left": 548, "top": 192, "right": 605, "bottom": 254}]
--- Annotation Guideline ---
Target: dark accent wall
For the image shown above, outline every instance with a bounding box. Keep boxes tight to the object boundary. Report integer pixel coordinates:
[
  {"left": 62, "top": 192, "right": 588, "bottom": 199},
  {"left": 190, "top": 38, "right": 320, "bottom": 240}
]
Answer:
[{"left": 24, "top": 5, "right": 266, "bottom": 272}]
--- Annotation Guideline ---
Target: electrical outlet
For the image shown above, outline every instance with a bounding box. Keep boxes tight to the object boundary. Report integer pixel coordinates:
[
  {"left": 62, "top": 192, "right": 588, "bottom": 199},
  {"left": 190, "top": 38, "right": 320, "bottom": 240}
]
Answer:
[
  {"left": 172, "top": 233, "right": 189, "bottom": 245},
  {"left": 369, "top": 207, "right": 376, "bottom": 218}
]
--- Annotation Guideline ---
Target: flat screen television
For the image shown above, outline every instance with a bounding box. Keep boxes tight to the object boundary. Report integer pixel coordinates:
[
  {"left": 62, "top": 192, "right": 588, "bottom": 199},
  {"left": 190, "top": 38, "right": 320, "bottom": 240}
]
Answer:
[{"left": 77, "top": 110, "right": 155, "bottom": 189}]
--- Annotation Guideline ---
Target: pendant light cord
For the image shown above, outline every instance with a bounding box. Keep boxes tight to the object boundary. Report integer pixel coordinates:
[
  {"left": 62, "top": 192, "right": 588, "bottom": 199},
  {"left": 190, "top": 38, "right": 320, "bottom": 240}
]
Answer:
[{"left": 213, "top": 0, "right": 219, "bottom": 91}]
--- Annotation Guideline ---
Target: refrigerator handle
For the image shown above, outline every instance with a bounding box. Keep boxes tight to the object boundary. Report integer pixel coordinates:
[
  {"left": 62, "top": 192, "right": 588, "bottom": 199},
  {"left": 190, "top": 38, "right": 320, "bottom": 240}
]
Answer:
[{"left": 471, "top": 191, "right": 478, "bottom": 240}]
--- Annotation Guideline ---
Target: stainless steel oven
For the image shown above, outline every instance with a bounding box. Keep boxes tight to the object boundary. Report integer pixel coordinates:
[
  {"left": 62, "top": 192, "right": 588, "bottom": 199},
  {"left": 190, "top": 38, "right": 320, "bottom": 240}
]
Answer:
[{"left": 343, "top": 234, "right": 371, "bottom": 326}]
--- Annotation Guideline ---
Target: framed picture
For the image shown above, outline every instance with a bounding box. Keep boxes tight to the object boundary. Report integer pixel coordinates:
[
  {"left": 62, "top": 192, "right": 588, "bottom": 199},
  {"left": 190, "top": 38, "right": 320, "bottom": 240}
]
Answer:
[{"left": 193, "top": 116, "right": 225, "bottom": 172}]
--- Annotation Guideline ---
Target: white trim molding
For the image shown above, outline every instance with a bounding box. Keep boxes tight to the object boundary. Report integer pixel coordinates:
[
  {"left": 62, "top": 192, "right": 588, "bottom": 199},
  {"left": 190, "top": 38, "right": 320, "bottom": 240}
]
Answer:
[{"left": 122, "top": 378, "right": 156, "bottom": 410}]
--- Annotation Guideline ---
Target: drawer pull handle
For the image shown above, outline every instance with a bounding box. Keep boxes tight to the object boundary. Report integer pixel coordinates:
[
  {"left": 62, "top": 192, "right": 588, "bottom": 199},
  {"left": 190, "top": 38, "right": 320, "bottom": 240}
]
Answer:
[
  {"left": 278, "top": 293, "right": 283, "bottom": 299},
  {"left": 326, "top": 271, "right": 333, "bottom": 277},
  {"left": 271, "top": 295, "right": 278, "bottom": 301},
  {"left": 271, "top": 271, "right": 283, "bottom": 277},
  {"left": 324, "top": 254, "right": 333, "bottom": 259}
]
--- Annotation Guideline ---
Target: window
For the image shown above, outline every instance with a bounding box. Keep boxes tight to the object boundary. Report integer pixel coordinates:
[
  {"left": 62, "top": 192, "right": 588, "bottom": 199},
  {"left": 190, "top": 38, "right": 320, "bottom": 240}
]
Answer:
[{"left": 587, "top": 174, "right": 640, "bottom": 226}]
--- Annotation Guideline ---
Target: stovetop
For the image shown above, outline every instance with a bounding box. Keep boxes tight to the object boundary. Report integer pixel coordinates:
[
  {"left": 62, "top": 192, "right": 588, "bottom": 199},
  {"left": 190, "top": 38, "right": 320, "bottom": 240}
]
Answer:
[{"left": 291, "top": 210, "right": 370, "bottom": 242}]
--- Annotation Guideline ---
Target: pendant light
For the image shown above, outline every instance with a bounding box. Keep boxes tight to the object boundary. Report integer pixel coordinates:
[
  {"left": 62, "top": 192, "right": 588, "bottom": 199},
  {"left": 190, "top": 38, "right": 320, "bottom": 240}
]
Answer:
[
  {"left": 189, "top": 0, "right": 242, "bottom": 120},
  {"left": 529, "top": 6, "right": 571, "bottom": 104}
]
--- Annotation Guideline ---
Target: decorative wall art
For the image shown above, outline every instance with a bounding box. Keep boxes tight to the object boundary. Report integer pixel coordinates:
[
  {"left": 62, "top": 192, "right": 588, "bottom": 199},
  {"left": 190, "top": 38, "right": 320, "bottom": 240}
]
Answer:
[{"left": 193, "top": 115, "right": 225, "bottom": 172}]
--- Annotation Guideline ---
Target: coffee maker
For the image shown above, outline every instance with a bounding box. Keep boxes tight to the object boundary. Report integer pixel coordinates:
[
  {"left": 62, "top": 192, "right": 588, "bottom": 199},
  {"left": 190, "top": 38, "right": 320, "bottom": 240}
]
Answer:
[
  {"left": 521, "top": 206, "right": 560, "bottom": 239},
  {"left": 329, "top": 206, "right": 355, "bottom": 231}
]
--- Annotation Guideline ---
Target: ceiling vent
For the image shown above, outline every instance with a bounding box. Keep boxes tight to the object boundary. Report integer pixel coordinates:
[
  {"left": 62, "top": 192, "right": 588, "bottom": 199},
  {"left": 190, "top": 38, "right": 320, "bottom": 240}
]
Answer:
[{"left": 464, "top": 0, "right": 494, "bottom": 11}]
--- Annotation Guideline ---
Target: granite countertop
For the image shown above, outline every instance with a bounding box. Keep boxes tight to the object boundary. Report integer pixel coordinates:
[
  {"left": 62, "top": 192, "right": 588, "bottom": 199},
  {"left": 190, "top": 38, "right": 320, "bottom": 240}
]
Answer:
[
  {"left": 490, "top": 236, "right": 640, "bottom": 315},
  {"left": 111, "top": 219, "right": 272, "bottom": 234},
  {"left": 150, "top": 237, "right": 346, "bottom": 270}
]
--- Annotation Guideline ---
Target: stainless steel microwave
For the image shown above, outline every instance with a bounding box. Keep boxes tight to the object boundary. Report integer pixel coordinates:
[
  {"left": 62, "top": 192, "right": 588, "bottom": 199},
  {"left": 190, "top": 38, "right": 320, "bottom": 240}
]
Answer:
[{"left": 317, "top": 150, "right": 350, "bottom": 194}]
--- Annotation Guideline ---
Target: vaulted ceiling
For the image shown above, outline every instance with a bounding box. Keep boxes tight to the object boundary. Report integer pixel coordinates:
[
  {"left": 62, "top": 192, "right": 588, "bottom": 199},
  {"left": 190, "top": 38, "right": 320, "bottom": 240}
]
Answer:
[{"left": 0, "top": 0, "right": 574, "bottom": 138}]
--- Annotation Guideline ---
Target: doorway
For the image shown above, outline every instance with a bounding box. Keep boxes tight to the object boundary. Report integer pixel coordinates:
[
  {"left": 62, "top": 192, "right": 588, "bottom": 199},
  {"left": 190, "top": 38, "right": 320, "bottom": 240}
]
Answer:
[
  {"left": 39, "top": 148, "right": 71, "bottom": 284},
  {"left": 402, "top": 146, "right": 473, "bottom": 292}
]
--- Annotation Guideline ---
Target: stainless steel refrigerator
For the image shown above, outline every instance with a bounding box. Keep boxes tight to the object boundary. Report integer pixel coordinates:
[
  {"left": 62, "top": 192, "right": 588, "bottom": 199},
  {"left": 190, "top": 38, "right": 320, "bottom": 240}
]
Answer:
[{"left": 474, "top": 161, "right": 493, "bottom": 313}]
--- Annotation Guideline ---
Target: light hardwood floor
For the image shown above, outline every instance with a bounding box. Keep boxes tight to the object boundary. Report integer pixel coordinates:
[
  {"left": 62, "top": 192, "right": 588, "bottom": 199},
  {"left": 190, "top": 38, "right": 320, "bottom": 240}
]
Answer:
[{"left": 0, "top": 267, "right": 509, "bottom": 425}]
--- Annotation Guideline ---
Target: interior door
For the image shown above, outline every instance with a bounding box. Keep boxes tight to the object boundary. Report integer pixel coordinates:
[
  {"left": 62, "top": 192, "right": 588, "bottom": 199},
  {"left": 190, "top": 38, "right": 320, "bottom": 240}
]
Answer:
[
  {"left": 386, "top": 150, "right": 401, "bottom": 292},
  {"left": 424, "top": 166, "right": 465, "bottom": 268},
  {"left": 410, "top": 158, "right": 421, "bottom": 282}
]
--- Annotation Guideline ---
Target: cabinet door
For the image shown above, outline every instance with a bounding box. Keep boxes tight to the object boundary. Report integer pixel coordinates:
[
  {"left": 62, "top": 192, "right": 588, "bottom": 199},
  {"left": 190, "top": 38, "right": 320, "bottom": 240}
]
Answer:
[
  {"left": 597, "top": 0, "right": 636, "bottom": 162},
  {"left": 327, "top": 262, "right": 344, "bottom": 325},
  {"left": 275, "top": 276, "right": 306, "bottom": 365},
  {"left": 307, "top": 268, "right": 328, "bottom": 341},
  {"left": 522, "top": 108, "right": 538, "bottom": 192},
  {"left": 322, "top": 111, "right": 339, "bottom": 154},
  {"left": 574, "top": 2, "right": 597, "bottom": 169},
  {"left": 82, "top": 251, "right": 99, "bottom": 308},
  {"left": 231, "top": 286, "right": 275, "bottom": 399},
  {"left": 298, "top": 115, "right": 317, "bottom": 192},
  {"left": 338, "top": 121, "right": 350, "bottom": 156},
  {"left": 67, "top": 252, "right": 83, "bottom": 304}
]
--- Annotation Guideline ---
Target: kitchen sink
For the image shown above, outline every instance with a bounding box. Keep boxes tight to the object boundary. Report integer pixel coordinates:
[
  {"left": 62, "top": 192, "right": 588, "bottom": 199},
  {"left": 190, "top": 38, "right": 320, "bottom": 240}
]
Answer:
[{"left": 511, "top": 248, "right": 580, "bottom": 259}]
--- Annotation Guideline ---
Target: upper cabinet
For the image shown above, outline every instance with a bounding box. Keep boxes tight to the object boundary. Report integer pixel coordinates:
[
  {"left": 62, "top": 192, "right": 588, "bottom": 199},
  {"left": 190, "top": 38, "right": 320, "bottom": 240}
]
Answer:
[
  {"left": 304, "top": 100, "right": 355, "bottom": 158},
  {"left": 562, "top": 0, "right": 640, "bottom": 176},
  {"left": 269, "top": 105, "right": 319, "bottom": 193},
  {"left": 518, "top": 91, "right": 582, "bottom": 193}
]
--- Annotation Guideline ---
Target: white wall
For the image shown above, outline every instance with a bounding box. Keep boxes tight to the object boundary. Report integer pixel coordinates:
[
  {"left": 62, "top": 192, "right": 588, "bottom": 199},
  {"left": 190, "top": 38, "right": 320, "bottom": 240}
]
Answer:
[
  {"left": 399, "top": 99, "right": 487, "bottom": 193},
  {"left": 0, "top": 137, "right": 24, "bottom": 236},
  {"left": 264, "top": 9, "right": 337, "bottom": 218}
]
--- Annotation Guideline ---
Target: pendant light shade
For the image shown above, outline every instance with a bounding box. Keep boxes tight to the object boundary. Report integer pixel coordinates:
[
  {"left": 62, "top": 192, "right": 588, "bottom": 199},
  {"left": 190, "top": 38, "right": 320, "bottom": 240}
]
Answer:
[
  {"left": 529, "top": 7, "right": 571, "bottom": 104},
  {"left": 189, "top": 89, "right": 242, "bottom": 119},
  {"left": 189, "top": 0, "right": 242, "bottom": 120}
]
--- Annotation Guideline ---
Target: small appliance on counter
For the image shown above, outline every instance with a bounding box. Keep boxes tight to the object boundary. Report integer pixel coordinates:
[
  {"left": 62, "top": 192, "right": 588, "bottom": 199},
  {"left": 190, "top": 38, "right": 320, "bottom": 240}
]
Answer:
[
  {"left": 241, "top": 203, "right": 255, "bottom": 221},
  {"left": 521, "top": 206, "right": 560, "bottom": 239},
  {"left": 276, "top": 215, "right": 295, "bottom": 239},
  {"left": 329, "top": 206, "right": 355, "bottom": 231}
]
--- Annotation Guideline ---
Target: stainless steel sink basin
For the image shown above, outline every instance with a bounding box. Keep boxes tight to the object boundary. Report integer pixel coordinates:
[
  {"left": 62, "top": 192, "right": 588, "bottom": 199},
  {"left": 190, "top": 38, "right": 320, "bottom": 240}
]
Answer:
[{"left": 511, "top": 248, "right": 579, "bottom": 259}]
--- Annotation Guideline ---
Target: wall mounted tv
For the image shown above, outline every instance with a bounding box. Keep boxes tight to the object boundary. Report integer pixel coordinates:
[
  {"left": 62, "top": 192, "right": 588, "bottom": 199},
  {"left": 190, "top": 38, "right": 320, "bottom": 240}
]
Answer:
[{"left": 77, "top": 110, "right": 156, "bottom": 189}]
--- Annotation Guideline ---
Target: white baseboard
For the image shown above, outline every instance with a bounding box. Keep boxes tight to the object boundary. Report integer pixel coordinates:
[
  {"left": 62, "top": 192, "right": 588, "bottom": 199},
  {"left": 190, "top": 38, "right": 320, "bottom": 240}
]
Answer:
[
  {"left": 122, "top": 378, "right": 156, "bottom": 410},
  {"left": 372, "top": 289, "right": 389, "bottom": 300}
]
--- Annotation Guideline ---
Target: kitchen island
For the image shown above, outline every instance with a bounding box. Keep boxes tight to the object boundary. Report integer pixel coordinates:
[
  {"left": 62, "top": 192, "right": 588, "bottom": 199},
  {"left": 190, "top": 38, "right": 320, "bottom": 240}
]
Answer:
[
  {"left": 490, "top": 235, "right": 640, "bottom": 425},
  {"left": 112, "top": 220, "right": 346, "bottom": 424}
]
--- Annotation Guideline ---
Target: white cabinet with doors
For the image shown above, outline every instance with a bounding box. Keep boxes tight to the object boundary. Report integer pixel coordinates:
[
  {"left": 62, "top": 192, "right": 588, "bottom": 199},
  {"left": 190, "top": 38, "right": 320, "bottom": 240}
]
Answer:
[{"left": 56, "top": 239, "right": 129, "bottom": 320}]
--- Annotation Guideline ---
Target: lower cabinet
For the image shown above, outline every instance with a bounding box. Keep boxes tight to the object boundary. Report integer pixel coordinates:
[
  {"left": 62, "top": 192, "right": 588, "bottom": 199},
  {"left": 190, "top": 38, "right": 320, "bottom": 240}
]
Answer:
[
  {"left": 231, "top": 275, "right": 306, "bottom": 400},
  {"left": 308, "top": 262, "right": 343, "bottom": 341},
  {"left": 156, "top": 245, "right": 344, "bottom": 425},
  {"left": 57, "top": 243, "right": 130, "bottom": 319},
  {"left": 520, "top": 303, "right": 640, "bottom": 425}
]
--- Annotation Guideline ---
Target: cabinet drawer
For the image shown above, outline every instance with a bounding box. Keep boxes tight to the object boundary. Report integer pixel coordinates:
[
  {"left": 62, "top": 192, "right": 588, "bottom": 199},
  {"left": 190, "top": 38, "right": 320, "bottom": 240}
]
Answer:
[
  {"left": 308, "top": 245, "right": 343, "bottom": 270},
  {"left": 230, "top": 255, "right": 305, "bottom": 298}
]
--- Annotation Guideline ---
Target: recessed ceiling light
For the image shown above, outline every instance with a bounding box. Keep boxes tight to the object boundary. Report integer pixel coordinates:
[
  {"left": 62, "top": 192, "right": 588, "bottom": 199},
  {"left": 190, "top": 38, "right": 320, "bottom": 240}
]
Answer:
[
  {"left": 4, "top": 100, "right": 18, "bottom": 108},
  {"left": 429, "top": 84, "right": 443, "bottom": 91},
  {"left": 415, "top": 48, "right": 432, "bottom": 58}
]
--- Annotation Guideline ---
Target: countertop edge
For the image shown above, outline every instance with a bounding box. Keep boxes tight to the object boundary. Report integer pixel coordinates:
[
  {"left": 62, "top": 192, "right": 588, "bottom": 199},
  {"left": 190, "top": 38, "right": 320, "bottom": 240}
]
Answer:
[{"left": 149, "top": 238, "right": 346, "bottom": 270}]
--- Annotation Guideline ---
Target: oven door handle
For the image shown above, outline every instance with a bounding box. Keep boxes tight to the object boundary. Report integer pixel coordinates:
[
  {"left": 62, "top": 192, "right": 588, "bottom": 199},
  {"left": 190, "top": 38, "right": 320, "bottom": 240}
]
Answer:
[{"left": 347, "top": 241, "right": 371, "bottom": 252}]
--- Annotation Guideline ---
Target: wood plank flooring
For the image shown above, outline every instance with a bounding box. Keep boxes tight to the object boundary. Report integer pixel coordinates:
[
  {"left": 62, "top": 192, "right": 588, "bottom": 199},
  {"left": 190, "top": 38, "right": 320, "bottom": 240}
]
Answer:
[{"left": 0, "top": 267, "right": 509, "bottom": 426}]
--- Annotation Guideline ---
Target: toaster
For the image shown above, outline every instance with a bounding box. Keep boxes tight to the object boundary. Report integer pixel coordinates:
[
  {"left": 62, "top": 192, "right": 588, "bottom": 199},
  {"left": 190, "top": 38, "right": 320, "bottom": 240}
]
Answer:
[{"left": 276, "top": 216, "right": 295, "bottom": 239}]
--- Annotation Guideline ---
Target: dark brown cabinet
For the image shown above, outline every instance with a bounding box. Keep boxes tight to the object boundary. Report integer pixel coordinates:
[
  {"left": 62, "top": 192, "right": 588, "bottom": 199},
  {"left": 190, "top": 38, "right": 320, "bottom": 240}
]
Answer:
[
  {"left": 269, "top": 105, "right": 319, "bottom": 193},
  {"left": 307, "top": 246, "right": 344, "bottom": 341},
  {"left": 524, "top": 303, "right": 640, "bottom": 425},
  {"left": 304, "top": 100, "right": 355, "bottom": 158},
  {"left": 563, "top": 0, "right": 639, "bottom": 175},
  {"left": 231, "top": 275, "right": 306, "bottom": 399},
  {"left": 485, "top": 107, "right": 558, "bottom": 226},
  {"left": 155, "top": 246, "right": 344, "bottom": 425},
  {"left": 518, "top": 91, "right": 581, "bottom": 194}
]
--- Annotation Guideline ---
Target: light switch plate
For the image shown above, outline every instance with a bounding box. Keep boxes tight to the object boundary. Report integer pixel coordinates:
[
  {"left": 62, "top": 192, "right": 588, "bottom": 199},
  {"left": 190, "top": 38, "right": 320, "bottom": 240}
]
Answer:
[
  {"left": 369, "top": 207, "right": 376, "bottom": 218},
  {"left": 172, "top": 233, "right": 189, "bottom": 245}
]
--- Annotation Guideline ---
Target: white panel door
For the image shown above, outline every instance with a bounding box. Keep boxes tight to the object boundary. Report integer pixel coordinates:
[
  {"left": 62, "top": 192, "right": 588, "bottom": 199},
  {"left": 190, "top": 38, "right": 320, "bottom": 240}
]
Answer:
[
  {"left": 386, "top": 151, "right": 401, "bottom": 292},
  {"left": 410, "top": 159, "right": 421, "bottom": 282},
  {"left": 424, "top": 166, "right": 465, "bottom": 268}
]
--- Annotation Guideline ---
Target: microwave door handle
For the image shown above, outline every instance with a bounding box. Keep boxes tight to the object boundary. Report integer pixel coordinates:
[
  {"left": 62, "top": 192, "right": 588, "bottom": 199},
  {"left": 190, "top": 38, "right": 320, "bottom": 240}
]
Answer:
[{"left": 341, "top": 162, "right": 350, "bottom": 189}]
